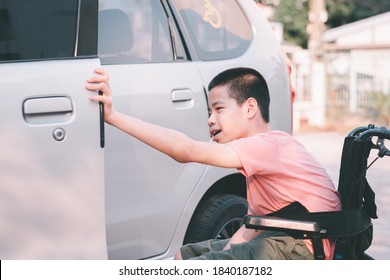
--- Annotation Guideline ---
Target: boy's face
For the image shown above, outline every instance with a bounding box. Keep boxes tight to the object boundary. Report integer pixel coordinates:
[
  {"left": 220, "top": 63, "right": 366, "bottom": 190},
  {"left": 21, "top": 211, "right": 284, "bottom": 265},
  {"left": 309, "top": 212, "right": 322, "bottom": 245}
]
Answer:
[{"left": 208, "top": 85, "right": 248, "bottom": 143}]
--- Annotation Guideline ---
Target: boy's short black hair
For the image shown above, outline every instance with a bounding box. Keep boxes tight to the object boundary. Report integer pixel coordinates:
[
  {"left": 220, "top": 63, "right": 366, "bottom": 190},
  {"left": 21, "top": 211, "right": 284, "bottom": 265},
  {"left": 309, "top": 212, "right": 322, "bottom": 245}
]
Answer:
[{"left": 208, "top": 67, "right": 270, "bottom": 123}]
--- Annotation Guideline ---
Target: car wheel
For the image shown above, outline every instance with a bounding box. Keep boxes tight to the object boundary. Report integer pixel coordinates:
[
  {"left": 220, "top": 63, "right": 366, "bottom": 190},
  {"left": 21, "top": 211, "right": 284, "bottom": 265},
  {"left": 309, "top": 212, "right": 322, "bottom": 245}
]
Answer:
[{"left": 183, "top": 194, "right": 248, "bottom": 244}]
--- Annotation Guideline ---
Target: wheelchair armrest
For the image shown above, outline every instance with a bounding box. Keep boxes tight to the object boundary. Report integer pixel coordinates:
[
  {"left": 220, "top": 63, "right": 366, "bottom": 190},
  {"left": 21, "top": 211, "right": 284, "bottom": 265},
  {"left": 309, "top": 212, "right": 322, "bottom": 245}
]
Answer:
[
  {"left": 244, "top": 215, "right": 329, "bottom": 259},
  {"left": 244, "top": 215, "right": 326, "bottom": 237}
]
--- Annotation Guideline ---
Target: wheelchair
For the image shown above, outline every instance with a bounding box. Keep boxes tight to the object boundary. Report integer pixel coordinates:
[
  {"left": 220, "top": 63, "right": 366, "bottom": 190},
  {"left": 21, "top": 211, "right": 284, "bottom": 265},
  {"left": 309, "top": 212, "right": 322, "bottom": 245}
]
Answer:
[{"left": 244, "top": 124, "right": 390, "bottom": 260}]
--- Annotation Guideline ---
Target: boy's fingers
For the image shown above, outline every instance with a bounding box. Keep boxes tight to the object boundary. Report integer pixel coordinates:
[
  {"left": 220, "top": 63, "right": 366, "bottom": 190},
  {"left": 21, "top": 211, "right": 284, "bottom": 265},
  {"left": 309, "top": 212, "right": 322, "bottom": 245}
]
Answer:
[
  {"left": 85, "top": 82, "right": 111, "bottom": 95},
  {"left": 85, "top": 69, "right": 112, "bottom": 104},
  {"left": 88, "top": 95, "right": 103, "bottom": 102},
  {"left": 94, "top": 68, "right": 106, "bottom": 75},
  {"left": 86, "top": 75, "right": 109, "bottom": 85},
  {"left": 89, "top": 93, "right": 111, "bottom": 104},
  {"left": 86, "top": 69, "right": 110, "bottom": 85},
  {"left": 94, "top": 69, "right": 110, "bottom": 83}
]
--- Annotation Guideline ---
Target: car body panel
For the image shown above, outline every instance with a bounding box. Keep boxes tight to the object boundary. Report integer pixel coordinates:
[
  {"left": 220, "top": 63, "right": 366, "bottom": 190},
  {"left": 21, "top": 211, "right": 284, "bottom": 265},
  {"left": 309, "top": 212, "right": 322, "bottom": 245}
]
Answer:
[
  {"left": 0, "top": 59, "right": 107, "bottom": 259},
  {"left": 0, "top": 0, "right": 291, "bottom": 259},
  {"left": 103, "top": 63, "right": 209, "bottom": 259}
]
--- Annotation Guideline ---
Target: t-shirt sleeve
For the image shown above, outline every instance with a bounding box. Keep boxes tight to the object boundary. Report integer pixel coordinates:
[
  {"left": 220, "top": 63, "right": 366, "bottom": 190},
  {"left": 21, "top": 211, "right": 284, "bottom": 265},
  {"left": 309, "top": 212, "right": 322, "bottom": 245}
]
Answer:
[{"left": 227, "top": 134, "right": 280, "bottom": 177}]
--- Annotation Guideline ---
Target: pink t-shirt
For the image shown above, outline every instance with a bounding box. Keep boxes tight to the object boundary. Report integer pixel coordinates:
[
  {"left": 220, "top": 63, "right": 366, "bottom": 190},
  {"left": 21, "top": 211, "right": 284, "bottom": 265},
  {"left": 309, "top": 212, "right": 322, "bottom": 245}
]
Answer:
[{"left": 227, "top": 131, "right": 341, "bottom": 259}]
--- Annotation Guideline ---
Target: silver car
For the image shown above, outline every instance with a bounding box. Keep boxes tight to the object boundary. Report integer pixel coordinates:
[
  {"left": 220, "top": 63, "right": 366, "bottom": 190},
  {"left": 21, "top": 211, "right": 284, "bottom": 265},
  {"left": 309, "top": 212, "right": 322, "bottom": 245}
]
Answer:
[{"left": 0, "top": 0, "right": 291, "bottom": 259}]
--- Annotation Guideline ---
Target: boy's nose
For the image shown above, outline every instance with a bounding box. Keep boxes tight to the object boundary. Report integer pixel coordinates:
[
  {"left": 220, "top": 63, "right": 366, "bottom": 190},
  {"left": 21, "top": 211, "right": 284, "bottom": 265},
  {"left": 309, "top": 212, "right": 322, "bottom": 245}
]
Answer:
[{"left": 207, "top": 114, "right": 215, "bottom": 127}]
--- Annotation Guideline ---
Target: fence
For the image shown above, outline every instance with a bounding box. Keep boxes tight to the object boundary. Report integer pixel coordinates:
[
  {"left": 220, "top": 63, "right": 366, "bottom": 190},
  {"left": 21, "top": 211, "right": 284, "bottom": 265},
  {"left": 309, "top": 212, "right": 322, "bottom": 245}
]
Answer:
[{"left": 324, "top": 48, "right": 390, "bottom": 122}]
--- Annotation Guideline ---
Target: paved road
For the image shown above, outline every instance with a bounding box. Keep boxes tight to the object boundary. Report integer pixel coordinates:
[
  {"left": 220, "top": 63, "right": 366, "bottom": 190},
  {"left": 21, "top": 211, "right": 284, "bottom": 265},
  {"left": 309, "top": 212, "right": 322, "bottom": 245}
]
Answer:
[{"left": 295, "top": 130, "right": 390, "bottom": 259}]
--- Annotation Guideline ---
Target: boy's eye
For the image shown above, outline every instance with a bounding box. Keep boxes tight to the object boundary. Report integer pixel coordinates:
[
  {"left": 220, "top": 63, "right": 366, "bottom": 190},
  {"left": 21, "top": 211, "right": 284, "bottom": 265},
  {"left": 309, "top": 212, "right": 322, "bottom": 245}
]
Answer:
[{"left": 208, "top": 106, "right": 224, "bottom": 115}]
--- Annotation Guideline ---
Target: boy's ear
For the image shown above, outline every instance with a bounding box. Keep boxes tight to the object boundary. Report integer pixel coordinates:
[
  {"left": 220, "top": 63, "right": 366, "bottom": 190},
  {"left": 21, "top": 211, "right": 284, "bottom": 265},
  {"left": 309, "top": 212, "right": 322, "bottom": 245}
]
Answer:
[{"left": 245, "top": 97, "right": 258, "bottom": 119}]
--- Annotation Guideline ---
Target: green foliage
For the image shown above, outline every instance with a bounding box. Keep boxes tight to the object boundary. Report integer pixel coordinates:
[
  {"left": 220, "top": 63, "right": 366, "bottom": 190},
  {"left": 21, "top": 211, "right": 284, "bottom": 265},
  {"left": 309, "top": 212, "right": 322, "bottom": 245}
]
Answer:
[
  {"left": 326, "top": 0, "right": 390, "bottom": 28},
  {"left": 272, "top": 0, "right": 309, "bottom": 48},
  {"left": 326, "top": 0, "right": 354, "bottom": 28},
  {"left": 269, "top": 0, "right": 390, "bottom": 48}
]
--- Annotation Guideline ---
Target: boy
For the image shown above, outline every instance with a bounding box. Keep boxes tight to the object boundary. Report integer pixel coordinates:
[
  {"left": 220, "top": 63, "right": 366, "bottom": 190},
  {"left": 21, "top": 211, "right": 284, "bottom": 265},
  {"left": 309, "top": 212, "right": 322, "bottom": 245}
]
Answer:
[{"left": 85, "top": 67, "right": 341, "bottom": 260}]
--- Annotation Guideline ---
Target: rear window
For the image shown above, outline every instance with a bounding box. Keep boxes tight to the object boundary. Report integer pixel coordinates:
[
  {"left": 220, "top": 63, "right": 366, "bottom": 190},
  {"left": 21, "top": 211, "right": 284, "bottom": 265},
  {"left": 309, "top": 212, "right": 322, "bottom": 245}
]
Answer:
[
  {"left": 171, "top": 0, "right": 253, "bottom": 61},
  {"left": 0, "top": 0, "right": 97, "bottom": 62},
  {"left": 98, "top": 0, "right": 181, "bottom": 64}
]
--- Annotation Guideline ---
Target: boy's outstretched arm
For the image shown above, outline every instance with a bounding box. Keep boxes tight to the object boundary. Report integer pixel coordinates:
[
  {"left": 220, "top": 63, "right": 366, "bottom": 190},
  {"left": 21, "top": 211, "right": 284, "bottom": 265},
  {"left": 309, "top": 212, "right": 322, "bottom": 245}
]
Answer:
[{"left": 85, "top": 69, "right": 242, "bottom": 169}]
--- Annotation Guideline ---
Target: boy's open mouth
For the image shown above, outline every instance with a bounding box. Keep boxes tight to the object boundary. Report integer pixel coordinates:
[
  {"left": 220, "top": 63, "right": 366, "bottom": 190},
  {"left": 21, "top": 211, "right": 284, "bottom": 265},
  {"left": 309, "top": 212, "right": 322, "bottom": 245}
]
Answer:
[{"left": 211, "top": 130, "right": 221, "bottom": 137}]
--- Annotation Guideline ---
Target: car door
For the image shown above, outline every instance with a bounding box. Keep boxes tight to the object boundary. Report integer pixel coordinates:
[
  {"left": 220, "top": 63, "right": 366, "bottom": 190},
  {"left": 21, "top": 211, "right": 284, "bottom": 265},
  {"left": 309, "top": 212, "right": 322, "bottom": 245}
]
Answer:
[
  {"left": 98, "top": 0, "right": 210, "bottom": 259},
  {"left": 0, "top": 0, "right": 106, "bottom": 259}
]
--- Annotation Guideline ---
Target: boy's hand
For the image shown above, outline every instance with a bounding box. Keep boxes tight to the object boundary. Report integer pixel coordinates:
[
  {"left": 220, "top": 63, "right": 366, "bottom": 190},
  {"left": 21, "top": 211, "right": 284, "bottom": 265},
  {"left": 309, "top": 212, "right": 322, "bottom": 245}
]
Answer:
[{"left": 85, "top": 68, "right": 115, "bottom": 124}]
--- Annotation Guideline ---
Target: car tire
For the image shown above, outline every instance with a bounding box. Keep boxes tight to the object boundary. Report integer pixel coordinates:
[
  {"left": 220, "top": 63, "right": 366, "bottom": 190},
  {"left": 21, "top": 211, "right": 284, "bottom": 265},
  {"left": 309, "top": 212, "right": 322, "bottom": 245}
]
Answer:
[{"left": 183, "top": 194, "right": 248, "bottom": 244}]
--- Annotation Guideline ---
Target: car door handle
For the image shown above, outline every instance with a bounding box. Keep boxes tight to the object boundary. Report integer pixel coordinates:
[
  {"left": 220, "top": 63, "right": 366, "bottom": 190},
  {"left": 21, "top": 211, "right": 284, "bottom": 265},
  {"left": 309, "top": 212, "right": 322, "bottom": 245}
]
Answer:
[
  {"left": 171, "top": 89, "right": 194, "bottom": 109},
  {"left": 171, "top": 89, "right": 193, "bottom": 102},
  {"left": 23, "top": 96, "right": 73, "bottom": 124}
]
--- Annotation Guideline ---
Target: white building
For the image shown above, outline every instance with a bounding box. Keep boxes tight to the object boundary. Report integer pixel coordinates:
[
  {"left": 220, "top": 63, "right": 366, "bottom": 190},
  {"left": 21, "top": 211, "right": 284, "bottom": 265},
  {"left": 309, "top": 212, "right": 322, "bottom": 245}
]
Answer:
[
  {"left": 322, "top": 11, "right": 390, "bottom": 47},
  {"left": 293, "top": 11, "right": 390, "bottom": 130}
]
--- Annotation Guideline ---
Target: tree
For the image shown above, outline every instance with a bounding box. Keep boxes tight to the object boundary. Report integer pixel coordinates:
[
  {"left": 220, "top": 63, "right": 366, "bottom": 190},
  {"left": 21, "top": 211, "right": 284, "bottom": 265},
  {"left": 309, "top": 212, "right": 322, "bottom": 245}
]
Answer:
[
  {"left": 267, "top": 0, "right": 390, "bottom": 48},
  {"left": 325, "top": 0, "right": 353, "bottom": 28},
  {"left": 326, "top": 0, "right": 390, "bottom": 28},
  {"left": 272, "top": 0, "right": 309, "bottom": 48}
]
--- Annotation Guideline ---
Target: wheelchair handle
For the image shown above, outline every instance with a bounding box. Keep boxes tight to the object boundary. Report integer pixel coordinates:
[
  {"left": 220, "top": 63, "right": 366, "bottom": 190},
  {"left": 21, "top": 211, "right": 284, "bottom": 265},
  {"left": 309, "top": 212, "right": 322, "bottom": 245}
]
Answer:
[
  {"left": 355, "top": 126, "right": 390, "bottom": 141},
  {"left": 352, "top": 125, "right": 390, "bottom": 158}
]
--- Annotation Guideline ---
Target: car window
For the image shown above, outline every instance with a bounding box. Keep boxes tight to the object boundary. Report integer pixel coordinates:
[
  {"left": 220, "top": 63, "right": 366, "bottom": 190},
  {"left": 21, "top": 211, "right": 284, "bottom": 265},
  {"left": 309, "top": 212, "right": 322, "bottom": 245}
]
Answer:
[
  {"left": 0, "top": 0, "right": 97, "bottom": 62},
  {"left": 99, "top": 0, "right": 184, "bottom": 64},
  {"left": 171, "top": 0, "right": 253, "bottom": 61}
]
